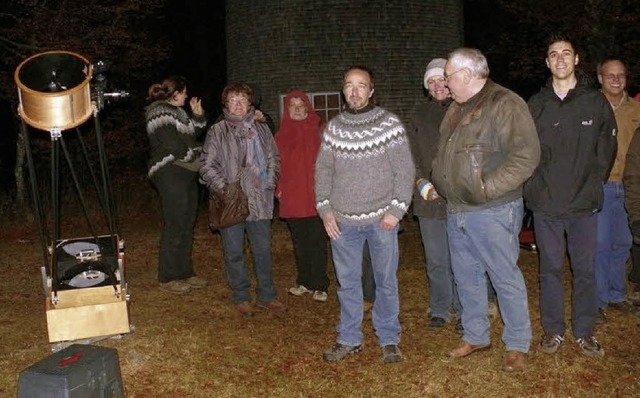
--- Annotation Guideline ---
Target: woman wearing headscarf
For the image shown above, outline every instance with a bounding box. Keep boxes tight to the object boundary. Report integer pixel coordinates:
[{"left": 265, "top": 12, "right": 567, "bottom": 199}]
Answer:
[
  {"left": 200, "top": 82, "right": 285, "bottom": 316},
  {"left": 275, "top": 91, "right": 329, "bottom": 302}
]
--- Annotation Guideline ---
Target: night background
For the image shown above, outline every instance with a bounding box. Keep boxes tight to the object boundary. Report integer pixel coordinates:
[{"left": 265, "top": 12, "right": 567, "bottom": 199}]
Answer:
[
  {"left": 1, "top": 0, "right": 639, "bottom": 203},
  {"left": 1, "top": 2, "right": 640, "bottom": 396}
]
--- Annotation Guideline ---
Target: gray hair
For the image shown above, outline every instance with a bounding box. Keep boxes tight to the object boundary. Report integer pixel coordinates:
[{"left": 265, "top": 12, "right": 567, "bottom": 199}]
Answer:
[{"left": 448, "top": 48, "right": 490, "bottom": 79}]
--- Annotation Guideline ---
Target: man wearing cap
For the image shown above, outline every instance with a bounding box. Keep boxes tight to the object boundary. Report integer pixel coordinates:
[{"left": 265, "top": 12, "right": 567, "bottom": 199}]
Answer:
[
  {"left": 432, "top": 48, "right": 540, "bottom": 372},
  {"left": 406, "top": 58, "right": 462, "bottom": 332}
]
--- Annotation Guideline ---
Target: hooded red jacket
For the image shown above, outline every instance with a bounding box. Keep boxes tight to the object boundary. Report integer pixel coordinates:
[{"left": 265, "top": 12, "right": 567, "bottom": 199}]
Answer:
[{"left": 275, "top": 91, "right": 323, "bottom": 218}]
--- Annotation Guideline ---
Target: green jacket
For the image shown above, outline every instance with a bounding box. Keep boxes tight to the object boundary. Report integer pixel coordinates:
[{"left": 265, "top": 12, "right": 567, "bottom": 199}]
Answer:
[{"left": 406, "top": 97, "right": 450, "bottom": 219}]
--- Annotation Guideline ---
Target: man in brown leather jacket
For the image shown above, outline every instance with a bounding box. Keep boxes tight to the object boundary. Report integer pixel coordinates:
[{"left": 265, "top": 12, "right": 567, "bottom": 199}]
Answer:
[{"left": 431, "top": 48, "right": 540, "bottom": 373}]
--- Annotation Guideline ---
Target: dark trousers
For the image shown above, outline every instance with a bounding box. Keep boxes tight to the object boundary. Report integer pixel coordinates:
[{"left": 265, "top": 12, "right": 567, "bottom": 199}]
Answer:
[
  {"left": 534, "top": 212, "right": 597, "bottom": 338},
  {"left": 152, "top": 165, "right": 199, "bottom": 283},
  {"left": 287, "top": 216, "right": 329, "bottom": 291}
]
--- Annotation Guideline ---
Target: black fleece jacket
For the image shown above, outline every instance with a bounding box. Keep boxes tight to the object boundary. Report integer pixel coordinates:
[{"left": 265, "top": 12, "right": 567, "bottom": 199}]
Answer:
[{"left": 524, "top": 72, "right": 617, "bottom": 217}]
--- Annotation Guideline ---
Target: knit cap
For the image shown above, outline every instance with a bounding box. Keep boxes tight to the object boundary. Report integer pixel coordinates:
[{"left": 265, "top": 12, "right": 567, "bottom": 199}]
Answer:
[{"left": 423, "top": 58, "right": 447, "bottom": 89}]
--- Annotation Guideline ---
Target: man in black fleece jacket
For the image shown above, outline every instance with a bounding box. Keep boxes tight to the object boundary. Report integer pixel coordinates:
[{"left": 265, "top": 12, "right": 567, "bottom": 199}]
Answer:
[{"left": 524, "top": 34, "right": 617, "bottom": 358}]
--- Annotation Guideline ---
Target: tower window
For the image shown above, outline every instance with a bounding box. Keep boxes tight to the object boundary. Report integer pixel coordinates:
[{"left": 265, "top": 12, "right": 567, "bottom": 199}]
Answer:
[{"left": 279, "top": 91, "right": 343, "bottom": 124}]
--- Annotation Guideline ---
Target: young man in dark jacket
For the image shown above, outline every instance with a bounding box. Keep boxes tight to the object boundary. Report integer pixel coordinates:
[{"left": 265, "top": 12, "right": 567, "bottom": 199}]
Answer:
[{"left": 524, "top": 35, "right": 617, "bottom": 357}]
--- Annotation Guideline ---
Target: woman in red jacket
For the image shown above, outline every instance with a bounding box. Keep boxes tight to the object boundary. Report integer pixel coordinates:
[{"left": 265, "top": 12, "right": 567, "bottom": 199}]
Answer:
[{"left": 275, "top": 91, "right": 329, "bottom": 302}]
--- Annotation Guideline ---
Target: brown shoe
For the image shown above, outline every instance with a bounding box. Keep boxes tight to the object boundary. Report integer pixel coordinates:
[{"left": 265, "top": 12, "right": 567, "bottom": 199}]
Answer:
[
  {"left": 448, "top": 341, "right": 490, "bottom": 358},
  {"left": 503, "top": 351, "right": 527, "bottom": 372},
  {"left": 184, "top": 276, "right": 207, "bottom": 288},
  {"left": 258, "top": 300, "right": 288, "bottom": 313},
  {"left": 235, "top": 301, "right": 254, "bottom": 317},
  {"left": 159, "top": 280, "right": 191, "bottom": 294}
]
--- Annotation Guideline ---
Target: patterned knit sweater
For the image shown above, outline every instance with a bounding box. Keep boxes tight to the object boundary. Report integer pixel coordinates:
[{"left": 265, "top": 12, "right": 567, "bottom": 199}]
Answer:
[
  {"left": 146, "top": 100, "right": 207, "bottom": 177},
  {"left": 314, "top": 106, "right": 415, "bottom": 226}
]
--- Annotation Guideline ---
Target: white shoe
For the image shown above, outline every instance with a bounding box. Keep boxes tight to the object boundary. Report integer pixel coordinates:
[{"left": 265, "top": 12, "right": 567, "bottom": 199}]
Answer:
[
  {"left": 313, "top": 291, "right": 328, "bottom": 302},
  {"left": 288, "top": 285, "right": 312, "bottom": 296}
]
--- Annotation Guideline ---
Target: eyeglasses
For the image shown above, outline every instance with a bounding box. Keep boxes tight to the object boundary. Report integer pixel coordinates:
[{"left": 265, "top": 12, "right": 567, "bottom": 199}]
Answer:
[
  {"left": 227, "top": 97, "right": 249, "bottom": 105},
  {"left": 444, "top": 68, "right": 465, "bottom": 81}
]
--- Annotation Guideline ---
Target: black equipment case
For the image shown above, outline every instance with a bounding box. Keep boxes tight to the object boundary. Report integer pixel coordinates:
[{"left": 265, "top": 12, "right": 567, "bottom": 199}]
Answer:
[{"left": 17, "top": 344, "right": 124, "bottom": 398}]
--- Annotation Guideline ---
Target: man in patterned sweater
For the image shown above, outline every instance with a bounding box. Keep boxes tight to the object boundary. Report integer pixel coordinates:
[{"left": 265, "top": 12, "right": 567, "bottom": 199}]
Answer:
[{"left": 315, "top": 65, "right": 415, "bottom": 364}]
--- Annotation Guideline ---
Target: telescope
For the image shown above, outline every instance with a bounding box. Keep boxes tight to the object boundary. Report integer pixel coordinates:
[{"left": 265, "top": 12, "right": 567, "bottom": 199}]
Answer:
[
  {"left": 14, "top": 51, "right": 132, "bottom": 346},
  {"left": 15, "top": 51, "right": 129, "bottom": 131}
]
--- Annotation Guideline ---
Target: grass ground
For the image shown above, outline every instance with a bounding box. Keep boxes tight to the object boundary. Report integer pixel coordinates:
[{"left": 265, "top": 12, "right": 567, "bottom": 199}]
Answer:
[{"left": 1, "top": 189, "right": 639, "bottom": 397}]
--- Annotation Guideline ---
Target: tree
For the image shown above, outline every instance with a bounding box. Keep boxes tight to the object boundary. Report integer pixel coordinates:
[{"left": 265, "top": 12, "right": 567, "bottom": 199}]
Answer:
[
  {"left": 0, "top": 0, "right": 172, "bottom": 212},
  {"left": 464, "top": 0, "right": 640, "bottom": 98}
]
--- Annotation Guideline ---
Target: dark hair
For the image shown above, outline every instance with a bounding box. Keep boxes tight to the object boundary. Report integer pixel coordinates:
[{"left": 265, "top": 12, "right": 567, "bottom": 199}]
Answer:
[
  {"left": 147, "top": 76, "right": 187, "bottom": 101},
  {"left": 597, "top": 57, "right": 627, "bottom": 75},
  {"left": 546, "top": 33, "right": 578, "bottom": 56},
  {"left": 342, "top": 65, "right": 375, "bottom": 89},
  {"left": 221, "top": 82, "right": 254, "bottom": 105}
]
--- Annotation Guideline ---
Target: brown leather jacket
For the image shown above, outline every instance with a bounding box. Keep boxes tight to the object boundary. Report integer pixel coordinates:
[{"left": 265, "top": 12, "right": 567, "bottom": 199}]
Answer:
[{"left": 431, "top": 80, "right": 540, "bottom": 213}]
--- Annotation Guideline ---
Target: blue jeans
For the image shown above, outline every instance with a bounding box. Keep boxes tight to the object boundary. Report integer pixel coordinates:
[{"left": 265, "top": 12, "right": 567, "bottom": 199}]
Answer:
[
  {"left": 330, "top": 222, "right": 400, "bottom": 347},
  {"left": 534, "top": 212, "right": 597, "bottom": 338},
  {"left": 219, "top": 220, "right": 277, "bottom": 305},
  {"left": 447, "top": 198, "right": 531, "bottom": 353},
  {"left": 419, "top": 217, "right": 461, "bottom": 320},
  {"left": 596, "top": 182, "right": 632, "bottom": 308}
]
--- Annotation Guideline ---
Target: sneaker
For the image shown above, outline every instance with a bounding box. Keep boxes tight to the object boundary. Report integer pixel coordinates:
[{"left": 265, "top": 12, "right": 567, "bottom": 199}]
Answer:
[
  {"left": 488, "top": 300, "right": 499, "bottom": 321},
  {"left": 288, "top": 285, "right": 312, "bottom": 296},
  {"left": 596, "top": 307, "right": 607, "bottom": 324},
  {"left": 577, "top": 336, "right": 605, "bottom": 357},
  {"left": 184, "top": 276, "right": 207, "bottom": 288},
  {"left": 382, "top": 344, "right": 402, "bottom": 364},
  {"left": 538, "top": 334, "right": 564, "bottom": 354},
  {"left": 235, "top": 301, "right": 254, "bottom": 317},
  {"left": 258, "top": 300, "right": 288, "bottom": 313},
  {"left": 313, "top": 291, "right": 328, "bottom": 302},
  {"left": 159, "top": 280, "right": 191, "bottom": 294},
  {"left": 428, "top": 317, "right": 447, "bottom": 330},
  {"left": 323, "top": 343, "right": 363, "bottom": 361}
]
